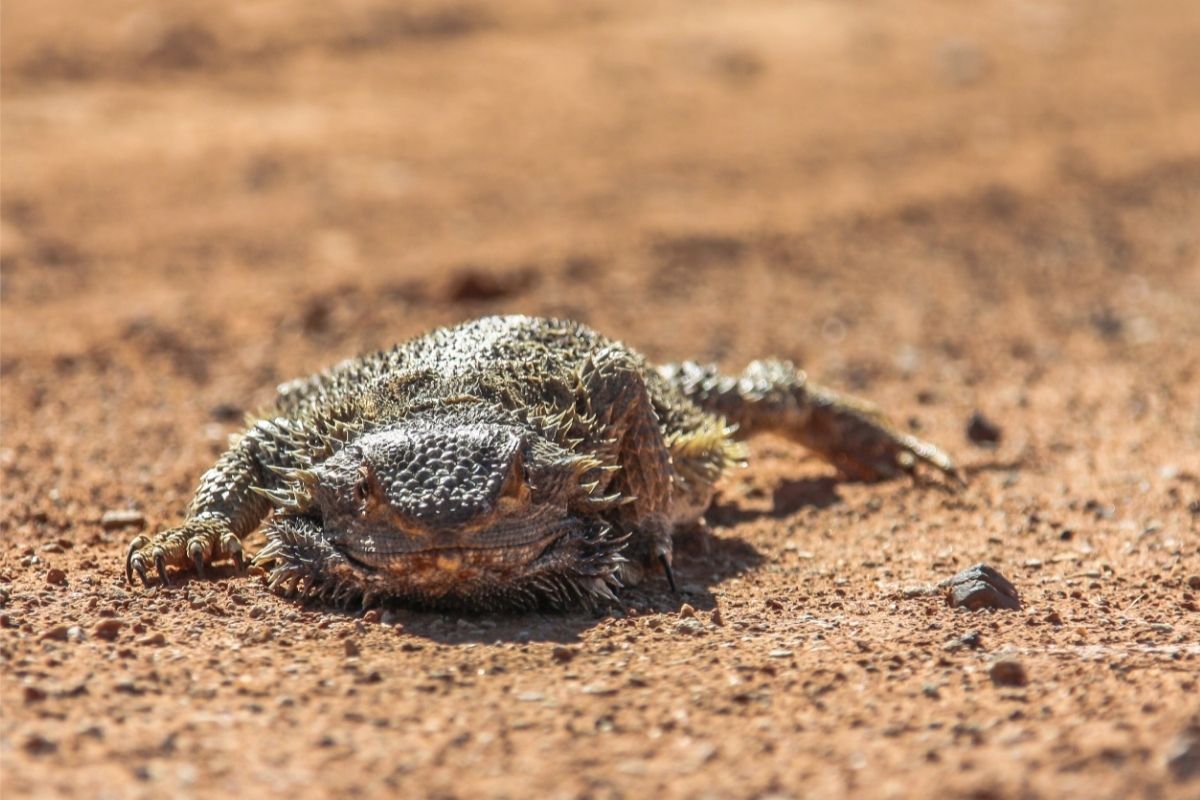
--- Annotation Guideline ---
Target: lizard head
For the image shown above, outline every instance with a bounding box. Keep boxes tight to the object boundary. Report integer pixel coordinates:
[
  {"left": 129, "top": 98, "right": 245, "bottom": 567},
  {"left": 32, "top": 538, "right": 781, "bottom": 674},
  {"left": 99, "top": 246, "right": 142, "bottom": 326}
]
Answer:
[{"left": 259, "top": 413, "right": 626, "bottom": 611}]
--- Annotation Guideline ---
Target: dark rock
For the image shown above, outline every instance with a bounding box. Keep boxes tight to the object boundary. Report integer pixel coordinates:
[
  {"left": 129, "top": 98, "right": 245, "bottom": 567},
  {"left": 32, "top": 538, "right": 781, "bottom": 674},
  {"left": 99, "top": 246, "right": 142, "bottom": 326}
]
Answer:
[
  {"left": 941, "top": 563, "right": 1021, "bottom": 611},
  {"left": 966, "top": 412, "right": 1002, "bottom": 446}
]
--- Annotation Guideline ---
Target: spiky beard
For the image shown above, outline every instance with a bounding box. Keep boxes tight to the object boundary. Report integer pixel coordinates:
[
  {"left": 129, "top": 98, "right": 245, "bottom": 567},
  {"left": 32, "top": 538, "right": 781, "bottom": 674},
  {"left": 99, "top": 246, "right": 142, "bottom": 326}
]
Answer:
[{"left": 253, "top": 513, "right": 628, "bottom": 613}]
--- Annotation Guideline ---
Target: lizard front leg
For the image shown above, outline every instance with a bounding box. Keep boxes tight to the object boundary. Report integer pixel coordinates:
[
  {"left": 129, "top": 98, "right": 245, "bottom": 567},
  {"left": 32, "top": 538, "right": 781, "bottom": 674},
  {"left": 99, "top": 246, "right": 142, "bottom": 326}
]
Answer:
[
  {"left": 578, "top": 347, "right": 678, "bottom": 589},
  {"left": 125, "top": 429, "right": 275, "bottom": 585}
]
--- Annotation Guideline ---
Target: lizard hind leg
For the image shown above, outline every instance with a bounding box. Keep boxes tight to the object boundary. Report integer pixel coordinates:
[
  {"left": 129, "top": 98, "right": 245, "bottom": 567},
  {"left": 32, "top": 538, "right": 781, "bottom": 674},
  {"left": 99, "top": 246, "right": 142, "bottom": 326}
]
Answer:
[{"left": 659, "top": 359, "right": 962, "bottom": 485}]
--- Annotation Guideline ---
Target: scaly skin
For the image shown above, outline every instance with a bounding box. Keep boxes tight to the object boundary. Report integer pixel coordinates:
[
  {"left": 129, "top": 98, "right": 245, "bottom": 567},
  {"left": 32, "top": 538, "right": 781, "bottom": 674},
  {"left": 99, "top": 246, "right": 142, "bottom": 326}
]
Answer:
[{"left": 126, "top": 315, "right": 962, "bottom": 611}]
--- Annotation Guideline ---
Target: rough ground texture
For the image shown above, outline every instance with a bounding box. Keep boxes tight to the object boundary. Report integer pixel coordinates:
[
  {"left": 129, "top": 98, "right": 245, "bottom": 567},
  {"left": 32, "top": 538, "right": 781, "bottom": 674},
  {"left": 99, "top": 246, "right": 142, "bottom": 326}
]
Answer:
[{"left": 2, "top": 1, "right": 1199, "bottom": 798}]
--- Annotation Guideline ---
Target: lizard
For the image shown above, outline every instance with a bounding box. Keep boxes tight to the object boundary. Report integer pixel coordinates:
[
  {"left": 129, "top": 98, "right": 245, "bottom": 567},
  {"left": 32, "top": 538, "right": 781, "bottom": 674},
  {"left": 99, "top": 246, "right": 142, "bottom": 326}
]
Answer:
[{"left": 125, "top": 315, "right": 963, "bottom": 611}]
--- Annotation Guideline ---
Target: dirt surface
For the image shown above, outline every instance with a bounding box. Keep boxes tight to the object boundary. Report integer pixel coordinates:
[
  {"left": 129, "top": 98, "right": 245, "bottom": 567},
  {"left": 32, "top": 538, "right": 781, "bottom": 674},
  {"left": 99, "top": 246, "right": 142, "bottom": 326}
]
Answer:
[{"left": 3, "top": 1, "right": 1200, "bottom": 797}]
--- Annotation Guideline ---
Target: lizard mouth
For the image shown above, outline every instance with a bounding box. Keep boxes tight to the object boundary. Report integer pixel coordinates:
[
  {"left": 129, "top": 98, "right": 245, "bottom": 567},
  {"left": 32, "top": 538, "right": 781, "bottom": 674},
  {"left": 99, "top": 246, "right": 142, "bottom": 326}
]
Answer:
[{"left": 330, "top": 516, "right": 576, "bottom": 573}]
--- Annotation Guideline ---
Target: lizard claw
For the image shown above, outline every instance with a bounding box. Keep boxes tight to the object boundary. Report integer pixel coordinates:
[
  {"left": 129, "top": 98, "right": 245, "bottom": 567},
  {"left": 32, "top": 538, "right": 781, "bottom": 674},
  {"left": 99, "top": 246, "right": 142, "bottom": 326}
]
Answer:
[
  {"left": 155, "top": 551, "right": 171, "bottom": 586},
  {"left": 658, "top": 553, "right": 678, "bottom": 592},
  {"left": 124, "top": 518, "right": 240, "bottom": 588},
  {"left": 129, "top": 555, "right": 150, "bottom": 587},
  {"left": 188, "top": 539, "right": 207, "bottom": 579},
  {"left": 226, "top": 537, "right": 246, "bottom": 573},
  {"left": 125, "top": 535, "right": 150, "bottom": 585}
]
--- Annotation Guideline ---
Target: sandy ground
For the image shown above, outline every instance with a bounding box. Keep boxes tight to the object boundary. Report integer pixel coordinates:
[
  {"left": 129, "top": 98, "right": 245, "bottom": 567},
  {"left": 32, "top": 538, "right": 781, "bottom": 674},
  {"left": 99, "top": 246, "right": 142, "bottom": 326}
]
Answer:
[{"left": 3, "top": 1, "right": 1200, "bottom": 797}]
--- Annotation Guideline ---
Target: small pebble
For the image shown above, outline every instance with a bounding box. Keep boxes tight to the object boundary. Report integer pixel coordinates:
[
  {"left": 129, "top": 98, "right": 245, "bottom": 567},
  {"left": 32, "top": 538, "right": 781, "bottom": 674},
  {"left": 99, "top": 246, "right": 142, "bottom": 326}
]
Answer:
[
  {"left": 943, "top": 630, "right": 983, "bottom": 651},
  {"left": 101, "top": 510, "right": 146, "bottom": 531},
  {"left": 966, "top": 412, "right": 1002, "bottom": 446},
  {"left": 209, "top": 403, "right": 244, "bottom": 423},
  {"left": 40, "top": 625, "right": 71, "bottom": 642},
  {"left": 959, "top": 630, "right": 983, "bottom": 649},
  {"left": 23, "top": 734, "right": 57, "bottom": 756},
  {"left": 1187, "top": 576, "right": 1200, "bottom": 591},
  {"left": 93, "top": 618, "right": 126, "bottom": 640},
  {"left": 46, "top": 568, "right": 67, "bottom": 586},
  {"left": 343, "top": 639, "right": 361, "bottom": 657},
  {"left": 139, "top": 632, "right": 167, "bottom": 646},
  {"left": 989, "top": 658, "right": 1028, "bottom": 687},
  {"left": 550, "top": 645, "right": 577, "bottom": 664},
  {"left": 77, "top": 725, "right": 104, "bottom": 740},
  {"left": 678, "top": 603, "right": 696, "bottom": 619}
]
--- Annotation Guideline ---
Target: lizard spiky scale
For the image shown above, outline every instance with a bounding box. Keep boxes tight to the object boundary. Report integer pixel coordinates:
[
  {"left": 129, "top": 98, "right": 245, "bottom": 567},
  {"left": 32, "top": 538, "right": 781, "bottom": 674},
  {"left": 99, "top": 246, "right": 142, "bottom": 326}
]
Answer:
[{"left": 125, "top": 315, "right": 960, "bottom": 611}]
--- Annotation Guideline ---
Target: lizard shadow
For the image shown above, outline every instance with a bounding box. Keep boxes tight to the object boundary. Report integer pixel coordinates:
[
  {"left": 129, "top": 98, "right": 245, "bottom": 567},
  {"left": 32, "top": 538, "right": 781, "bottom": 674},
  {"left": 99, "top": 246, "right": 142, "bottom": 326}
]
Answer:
[{"left": 707, "top": 476, "right": 842, "bottom": 525}]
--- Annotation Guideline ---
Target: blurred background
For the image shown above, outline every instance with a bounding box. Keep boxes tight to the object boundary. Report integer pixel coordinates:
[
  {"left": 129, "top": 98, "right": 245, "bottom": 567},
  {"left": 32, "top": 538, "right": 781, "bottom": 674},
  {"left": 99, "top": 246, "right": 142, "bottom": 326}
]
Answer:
[{"left": 5, "top": 0, "right": 1198, "bottom": 366}]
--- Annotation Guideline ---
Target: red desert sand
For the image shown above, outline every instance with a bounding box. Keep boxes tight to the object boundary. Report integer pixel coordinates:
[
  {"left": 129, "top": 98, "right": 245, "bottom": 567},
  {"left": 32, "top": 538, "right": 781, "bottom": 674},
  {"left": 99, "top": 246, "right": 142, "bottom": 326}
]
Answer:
[{"left": 2, "top": 1, "right": 1198, "bottom": 797}]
